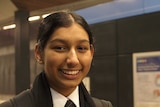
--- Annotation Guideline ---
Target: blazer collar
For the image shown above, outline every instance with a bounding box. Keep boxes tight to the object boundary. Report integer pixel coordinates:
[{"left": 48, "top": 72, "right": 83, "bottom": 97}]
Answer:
[{"left": 31, "top": 71, "right": 95, "bottom": 107}]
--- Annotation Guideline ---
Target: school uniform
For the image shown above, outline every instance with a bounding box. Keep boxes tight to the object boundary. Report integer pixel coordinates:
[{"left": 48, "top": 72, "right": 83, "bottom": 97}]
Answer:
[{"left": 0, "top": 72, "right": 112, "bottom": 107}]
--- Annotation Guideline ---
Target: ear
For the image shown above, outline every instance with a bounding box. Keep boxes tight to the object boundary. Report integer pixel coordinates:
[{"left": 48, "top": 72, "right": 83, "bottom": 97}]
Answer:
[{"left": 34, "top": 43, "right": 44, "bottom": 64}]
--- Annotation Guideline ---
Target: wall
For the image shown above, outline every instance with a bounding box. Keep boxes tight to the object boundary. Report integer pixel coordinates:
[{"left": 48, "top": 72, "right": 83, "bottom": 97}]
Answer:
[
  {"left": 76, "top": 0, "right": 160, "bottom": 24},
  {"left": 89, "top": 11, "right": 160, "bottom": 107}
]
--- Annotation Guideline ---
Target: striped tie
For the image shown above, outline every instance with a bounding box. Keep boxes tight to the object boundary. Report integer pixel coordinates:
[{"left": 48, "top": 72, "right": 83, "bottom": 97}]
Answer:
[{"left": 64, "top": 99, "right": 76, "bottom": 107}]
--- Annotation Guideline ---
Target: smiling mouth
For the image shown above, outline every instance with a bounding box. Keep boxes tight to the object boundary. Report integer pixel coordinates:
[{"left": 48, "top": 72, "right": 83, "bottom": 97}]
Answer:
[{"left": 60, "top": 70, "right": 81, "bottom": 75}]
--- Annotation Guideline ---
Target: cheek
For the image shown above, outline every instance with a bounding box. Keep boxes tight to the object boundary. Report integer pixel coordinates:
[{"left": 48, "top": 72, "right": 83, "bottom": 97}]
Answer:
[
  {"left": 43, "top": 53, "right": 64, "bottom": 72},
  {"left": 82, "top": 55, "right": 93, "bottom": 70}
]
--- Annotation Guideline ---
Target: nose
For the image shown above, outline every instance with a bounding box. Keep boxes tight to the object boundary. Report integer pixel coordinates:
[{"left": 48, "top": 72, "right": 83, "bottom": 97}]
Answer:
[{"left": 66, "top": 49, "right": 79, "bottom": 67}]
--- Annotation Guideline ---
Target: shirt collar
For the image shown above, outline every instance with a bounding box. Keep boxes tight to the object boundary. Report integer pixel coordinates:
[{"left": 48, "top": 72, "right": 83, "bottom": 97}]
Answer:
[
  {"left": 50, "top": 86, "right": 79, "bottom": 107},
  {"left": 68, "top": 86, "right": 79, "bottom": 107}
]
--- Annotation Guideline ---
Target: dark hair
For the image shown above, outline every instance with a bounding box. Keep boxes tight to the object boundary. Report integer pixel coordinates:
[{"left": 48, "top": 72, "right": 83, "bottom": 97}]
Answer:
[{"left": 37, "top": 10, "right": 94, "bottom": 51}]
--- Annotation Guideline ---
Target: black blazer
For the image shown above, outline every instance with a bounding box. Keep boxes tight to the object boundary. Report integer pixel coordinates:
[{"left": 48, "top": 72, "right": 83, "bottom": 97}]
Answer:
[{"left": 0, "top": 72, "right": 112, "bottom": 107}]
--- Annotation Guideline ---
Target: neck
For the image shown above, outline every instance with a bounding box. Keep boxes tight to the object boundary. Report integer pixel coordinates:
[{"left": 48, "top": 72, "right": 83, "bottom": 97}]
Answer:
[{"left": 50, "top": 85, "right": 77, "bottom": 97}]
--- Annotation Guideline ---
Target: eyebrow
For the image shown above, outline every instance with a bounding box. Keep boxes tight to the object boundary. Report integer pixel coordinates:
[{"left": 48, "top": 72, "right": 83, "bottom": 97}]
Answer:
[
  {"left": 49, "top": 38, "right": 90, "bottom": 44},
  {"left": 49, "top": 39, "right": 66, "bottom": 44}
]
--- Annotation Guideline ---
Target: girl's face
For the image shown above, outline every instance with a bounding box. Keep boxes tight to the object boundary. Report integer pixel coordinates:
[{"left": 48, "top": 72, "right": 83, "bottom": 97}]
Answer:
[{"left": 35, "top": 23, "right": 94, "bottom": 96}]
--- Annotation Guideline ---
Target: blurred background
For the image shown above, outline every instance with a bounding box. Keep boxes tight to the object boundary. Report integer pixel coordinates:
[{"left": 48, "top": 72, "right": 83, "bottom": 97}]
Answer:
[{"left": 0, "top": 0, "right": 160, "bottom": 107}]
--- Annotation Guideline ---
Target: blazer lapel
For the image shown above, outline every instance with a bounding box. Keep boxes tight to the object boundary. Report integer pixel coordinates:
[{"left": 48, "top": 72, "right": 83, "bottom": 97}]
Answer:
[
  {"left": 31, "top": 72, "right": 53, "bottom": 107},
  {"left": 79, "top": 82, "right": 96, "bottom": 107}
]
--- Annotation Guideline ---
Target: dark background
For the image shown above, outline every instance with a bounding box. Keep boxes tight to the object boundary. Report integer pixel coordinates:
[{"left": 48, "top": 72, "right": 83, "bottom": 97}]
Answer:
[
  {"left": 0, "top": 11, "right": 160, "bottom": 107},
  {"left": 89, "top": 11, "right": 160, "bottom": 107}
]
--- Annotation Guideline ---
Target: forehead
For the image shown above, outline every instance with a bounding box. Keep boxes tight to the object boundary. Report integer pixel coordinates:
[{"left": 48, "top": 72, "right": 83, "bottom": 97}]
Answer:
[{"left": 49, "top": 23, "right": 89, "bottom": 41}]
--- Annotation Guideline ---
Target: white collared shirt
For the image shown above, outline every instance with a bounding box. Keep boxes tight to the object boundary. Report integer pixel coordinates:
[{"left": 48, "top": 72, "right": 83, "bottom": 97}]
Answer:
[{"left": 50, "top": 86, "right": 79, "bottom": 107}]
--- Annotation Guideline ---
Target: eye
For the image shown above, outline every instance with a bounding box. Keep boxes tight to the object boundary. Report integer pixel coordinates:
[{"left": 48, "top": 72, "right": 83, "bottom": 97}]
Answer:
[
  {"left": 53, "top": 46, "right": 67, "bottom": 52},
  {"left": 77, "top": 46, "right": 89, "bottom": 52}
]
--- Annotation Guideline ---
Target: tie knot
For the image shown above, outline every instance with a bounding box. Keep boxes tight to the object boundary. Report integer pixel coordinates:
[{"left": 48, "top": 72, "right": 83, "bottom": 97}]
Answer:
[{"left": 65, "top": 99, "right": 76, "bottom": 107}]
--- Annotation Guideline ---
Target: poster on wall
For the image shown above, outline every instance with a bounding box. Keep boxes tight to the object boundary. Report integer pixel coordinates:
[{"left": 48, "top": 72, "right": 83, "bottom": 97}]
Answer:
[{"left": 133, "top": 51, "right": 160, "bottom": 107}]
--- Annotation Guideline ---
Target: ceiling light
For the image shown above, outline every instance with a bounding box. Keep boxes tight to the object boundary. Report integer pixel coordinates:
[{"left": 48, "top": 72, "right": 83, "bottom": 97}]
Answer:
[
  {"left": 42, "top": 13, "right": 51, "bottom": 18},
  {"left": 28, "top": 16, "right": 40, "bottom": 21},
  {"left": 3, "top": 24, "right": 16, "bottom": 30}
]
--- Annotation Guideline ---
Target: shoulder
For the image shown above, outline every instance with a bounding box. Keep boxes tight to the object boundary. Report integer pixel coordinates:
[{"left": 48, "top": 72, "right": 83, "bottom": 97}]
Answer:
[
  {"left": 0, "top": 89, "right": 34, "bottom": 107},
  {"left": 92, "top": 97, "right": 113, "bottom": 107}
]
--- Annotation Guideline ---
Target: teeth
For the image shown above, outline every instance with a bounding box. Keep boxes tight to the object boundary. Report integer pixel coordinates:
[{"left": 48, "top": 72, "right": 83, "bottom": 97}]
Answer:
[{"left": 62, "top": 70, "right": 79, "bottom": 75}]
